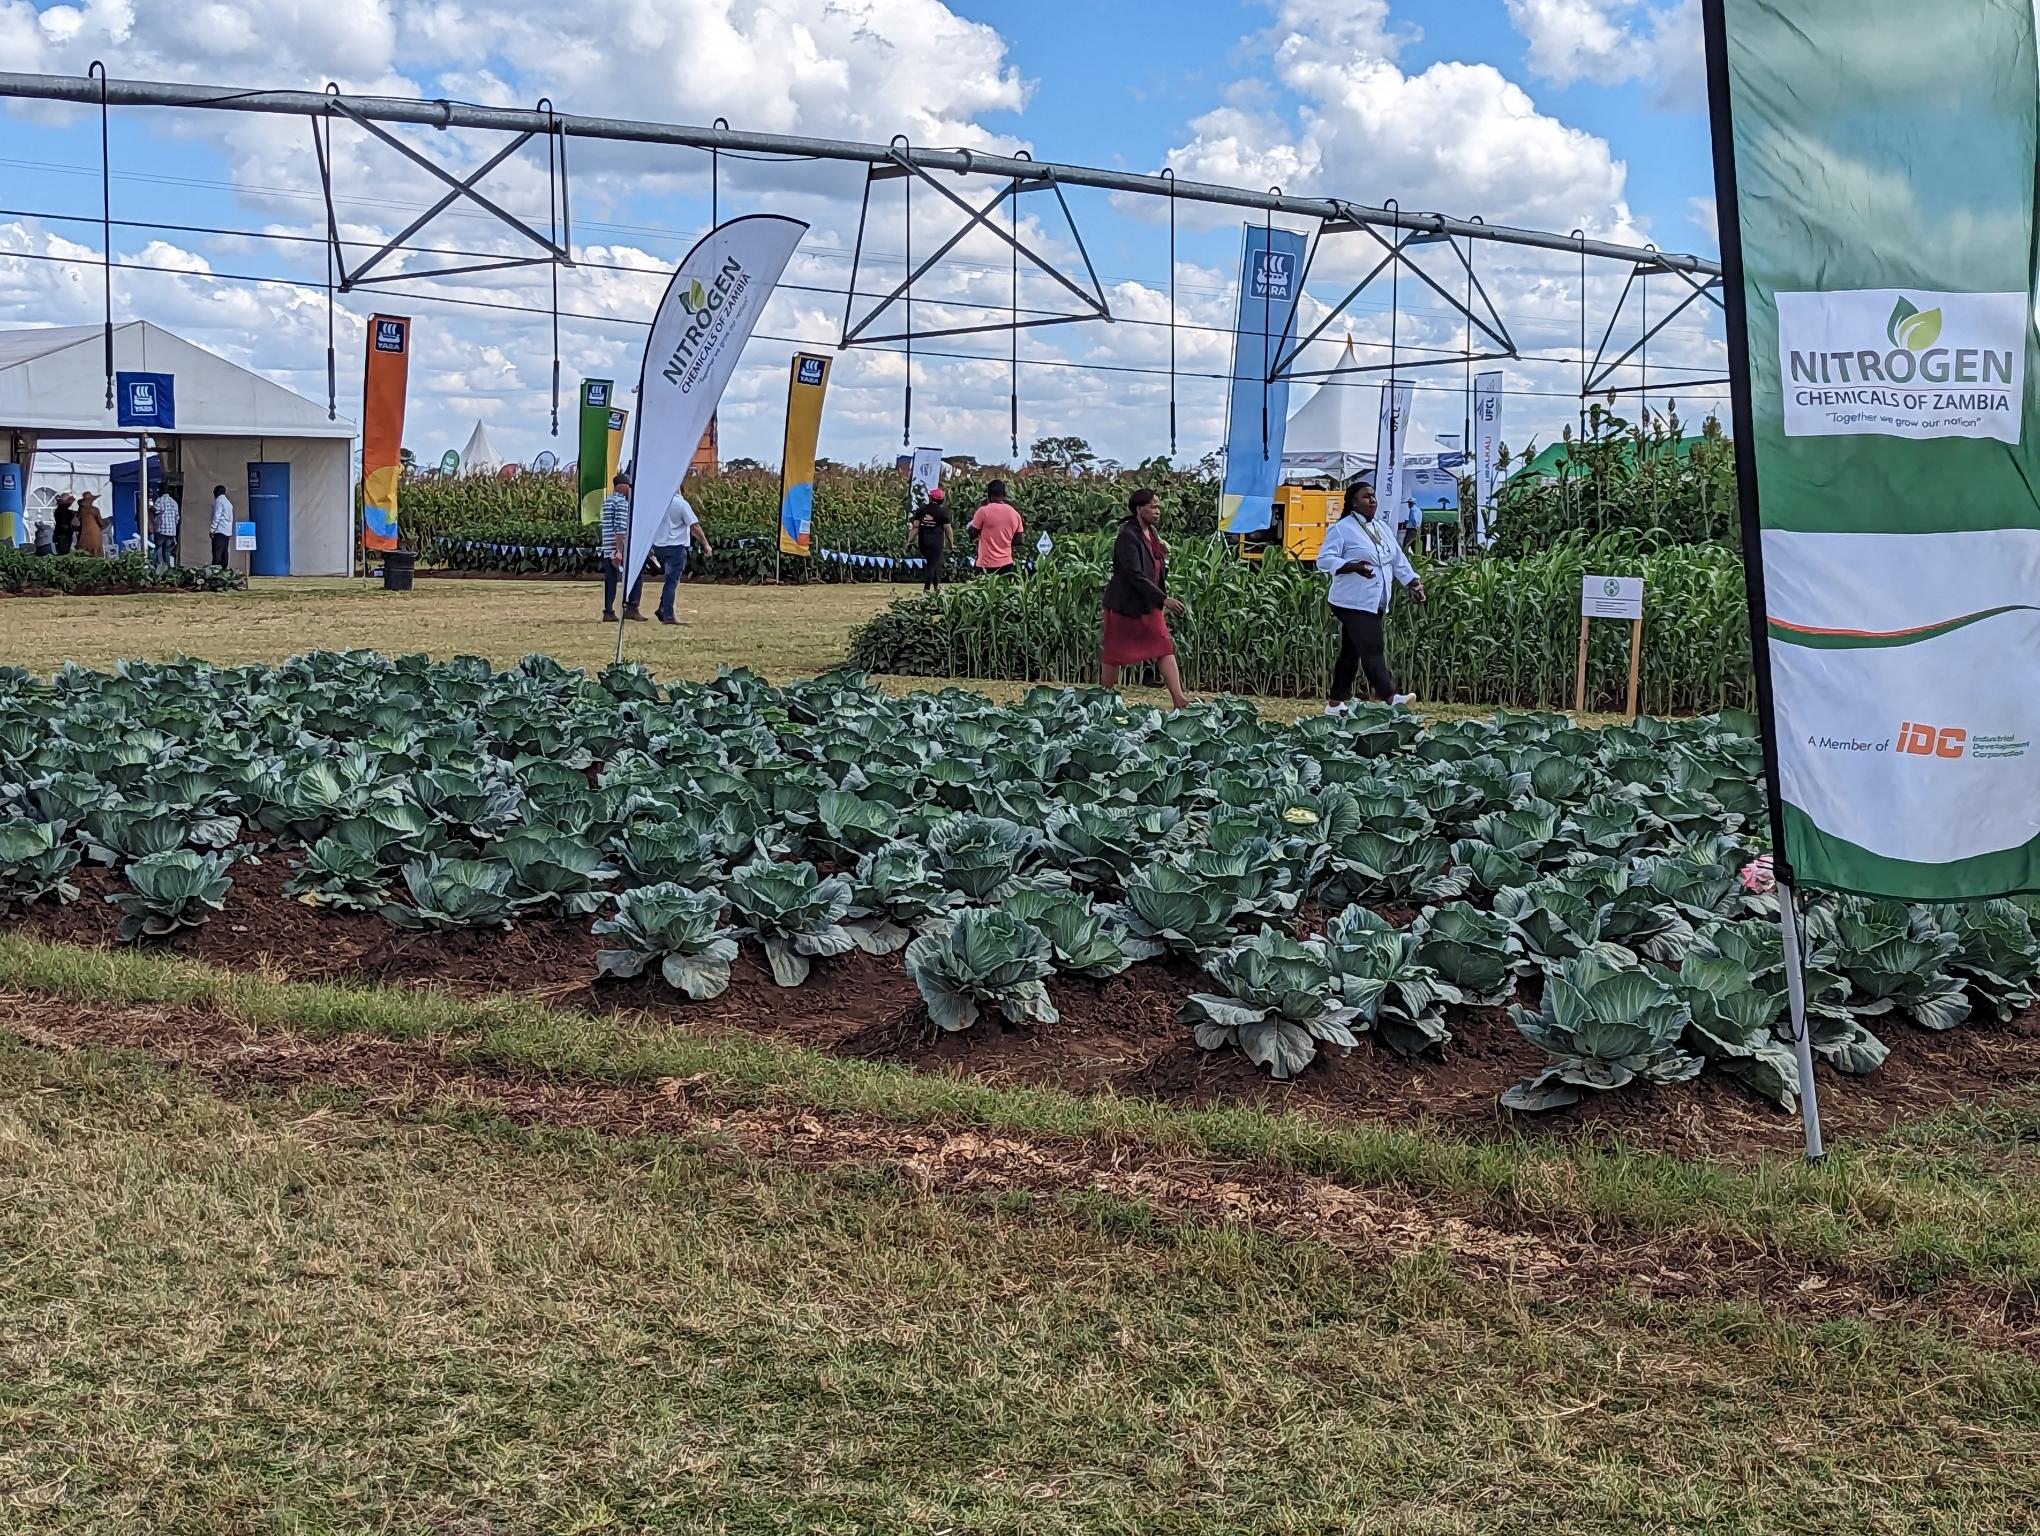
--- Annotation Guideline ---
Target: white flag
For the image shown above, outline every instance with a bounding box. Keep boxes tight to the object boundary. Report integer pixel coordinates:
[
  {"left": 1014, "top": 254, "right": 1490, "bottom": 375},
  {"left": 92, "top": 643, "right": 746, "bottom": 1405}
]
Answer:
[
  {"left": 909, "top": 446, "right": 943, "bottom": 502},
  {"left": 1472, "top": 371, "right": 1502, "bottom": 547},
  {"left": 625, "top": 214, "right": 808, "bottom": 591},
  {"left": 1373, "top": 379, "right": 1415, "bottom": 525}
]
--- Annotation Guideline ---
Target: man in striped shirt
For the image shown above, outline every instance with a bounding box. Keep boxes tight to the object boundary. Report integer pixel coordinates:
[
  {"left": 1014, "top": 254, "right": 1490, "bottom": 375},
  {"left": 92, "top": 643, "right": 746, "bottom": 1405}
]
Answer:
[{"left": 599, "top": 471, "right": 645, "bottom": 622}]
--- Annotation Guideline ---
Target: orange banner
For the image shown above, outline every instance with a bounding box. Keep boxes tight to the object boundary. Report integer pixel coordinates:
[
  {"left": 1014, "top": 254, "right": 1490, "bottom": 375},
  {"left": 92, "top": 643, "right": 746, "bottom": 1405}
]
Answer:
[{"left": 361, "top": 315, "right": 411, "bottom": 553}]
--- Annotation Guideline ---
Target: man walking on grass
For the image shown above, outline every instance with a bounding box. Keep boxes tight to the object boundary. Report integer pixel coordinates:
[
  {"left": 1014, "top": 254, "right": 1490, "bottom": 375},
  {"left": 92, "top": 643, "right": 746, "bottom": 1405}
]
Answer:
[
  {"left": 650, "top": 486, "right": 712, "bottom": 625},
  {"left": 600, "top": 471, "right": 645, "bottom": 623},
  {"left": 1315, "top": 479, "right": 1425, "bottom": 714}
]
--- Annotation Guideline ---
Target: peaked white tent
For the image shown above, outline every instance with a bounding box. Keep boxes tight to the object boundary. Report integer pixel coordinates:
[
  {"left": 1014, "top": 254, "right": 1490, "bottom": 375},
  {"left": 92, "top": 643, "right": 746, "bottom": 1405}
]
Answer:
[
  {"left": 0, "top": 321, "right": 355, "bottom": 573},
  {"left": 1280, "top": 338, "right": 1375, "bottom": 480},
  {"left": 458, "top": 420, "right": 504, "bottom": 475}
]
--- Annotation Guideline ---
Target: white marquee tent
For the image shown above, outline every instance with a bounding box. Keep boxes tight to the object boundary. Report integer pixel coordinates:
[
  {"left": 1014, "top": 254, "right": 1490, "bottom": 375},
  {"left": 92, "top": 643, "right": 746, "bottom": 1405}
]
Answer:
[
  {"left": 1280, "top": 339, "right": 1377, "bottom": 481},
  {"left": 459, "top": 419, "right": 504, "bottom": 475},
  {"left": 0, "top": 321, "right": 355, "bottom": 574}
]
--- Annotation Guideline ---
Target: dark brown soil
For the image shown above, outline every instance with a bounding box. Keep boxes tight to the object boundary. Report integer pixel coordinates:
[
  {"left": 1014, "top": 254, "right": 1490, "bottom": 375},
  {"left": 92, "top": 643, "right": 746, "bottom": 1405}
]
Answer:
[
  {"left": 13, "top": 856, "right": 2040, "bottom": 1163},
  {"left": 8, "top": 994, "right": 2034, "bottom": 1353}
]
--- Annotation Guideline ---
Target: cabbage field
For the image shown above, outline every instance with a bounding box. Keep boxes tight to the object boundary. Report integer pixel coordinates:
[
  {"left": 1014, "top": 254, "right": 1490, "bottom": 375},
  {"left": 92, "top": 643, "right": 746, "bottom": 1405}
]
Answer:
[{"left": 2, "top": 651, "right": 2034, "bottom": 1120}]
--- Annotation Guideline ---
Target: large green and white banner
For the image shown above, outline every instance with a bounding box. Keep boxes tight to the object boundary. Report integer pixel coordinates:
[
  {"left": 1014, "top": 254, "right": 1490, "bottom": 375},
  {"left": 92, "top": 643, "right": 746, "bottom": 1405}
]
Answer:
[{"left": 1711, "top": 0, "right": 2040, "bottom": 900}]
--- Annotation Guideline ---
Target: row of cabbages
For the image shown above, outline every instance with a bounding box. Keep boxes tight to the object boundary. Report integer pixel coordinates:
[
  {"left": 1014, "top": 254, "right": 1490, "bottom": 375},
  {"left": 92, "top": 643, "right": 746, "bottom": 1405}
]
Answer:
[{"left": 1, "top": 653, "right": 2034, "bottom": 1115}]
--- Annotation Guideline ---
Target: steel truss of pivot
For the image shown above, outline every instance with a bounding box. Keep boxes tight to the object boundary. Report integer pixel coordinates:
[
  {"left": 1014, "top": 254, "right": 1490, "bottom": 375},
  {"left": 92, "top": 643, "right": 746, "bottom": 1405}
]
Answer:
[
  {"left": 310, "top": 91, "right": 574, "bottom": 292},
  {"left": 838, "top": 148, "right": 1111, "bottom": 347},
  {"left": 1583, "top": 255, "right": 1727, "bottom": 397},
  {"left": 1269, "top": 210, "right": 1516, "bottom": 382}
]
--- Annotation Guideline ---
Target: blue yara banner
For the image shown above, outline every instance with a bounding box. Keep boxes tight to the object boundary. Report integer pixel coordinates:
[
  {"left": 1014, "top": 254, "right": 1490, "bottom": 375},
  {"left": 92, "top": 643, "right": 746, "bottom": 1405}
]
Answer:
[
  {"left": 115, "top": 371, "right": 175, "bottom": 430},
  {"left": 1219, "top": 223, "right": 1308, "bottom": 535}
]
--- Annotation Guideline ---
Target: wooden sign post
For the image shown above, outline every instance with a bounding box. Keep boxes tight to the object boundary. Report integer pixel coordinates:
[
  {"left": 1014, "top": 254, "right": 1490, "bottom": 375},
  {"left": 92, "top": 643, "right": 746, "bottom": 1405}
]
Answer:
[{"left": 1577, "top": 574, "right": 1645, "bottom": 717}]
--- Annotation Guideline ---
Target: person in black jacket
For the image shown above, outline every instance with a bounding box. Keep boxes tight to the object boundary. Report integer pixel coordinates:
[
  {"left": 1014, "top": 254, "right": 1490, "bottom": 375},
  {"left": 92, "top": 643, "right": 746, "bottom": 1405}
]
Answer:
[{"left": 1100, "top": 487, "right": 1188, "bottom": 709}]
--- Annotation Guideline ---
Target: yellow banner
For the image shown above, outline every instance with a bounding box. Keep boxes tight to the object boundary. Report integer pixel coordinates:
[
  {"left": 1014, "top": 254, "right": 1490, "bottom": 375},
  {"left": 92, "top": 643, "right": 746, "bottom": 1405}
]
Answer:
[{"left": 778, "top": 353, "right": 830, "bottom": 555}]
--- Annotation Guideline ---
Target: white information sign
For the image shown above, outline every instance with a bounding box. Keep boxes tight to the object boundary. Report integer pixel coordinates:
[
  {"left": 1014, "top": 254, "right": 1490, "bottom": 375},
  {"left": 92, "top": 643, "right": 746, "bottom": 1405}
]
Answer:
[
  {"left": 233, "top": 520, "right": 257, "bottom": 553},
  {"left": 1582, "top": 574, "right": 1644, "bottom": 621}
]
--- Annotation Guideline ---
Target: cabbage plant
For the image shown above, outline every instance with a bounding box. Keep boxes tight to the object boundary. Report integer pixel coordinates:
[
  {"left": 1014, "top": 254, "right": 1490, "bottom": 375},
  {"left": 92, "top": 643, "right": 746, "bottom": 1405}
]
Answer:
[
  {"left": 1183, "top": 930, "right": 1361, "bottom": 1080},
  {"left": 1672, "top": 951, "right": 1801, "bottom": 1110},
  {"left": 1320, "top": 831, "right": 1468, "bottom": 908},
  {"left": 1502, "top": 954, "right": 1700, "bottom": 1112},
  {"left": 382, "top": 856, "right": 521, "bottom": 931},
  {"left": 928, "top": 814, "right": 1037, "bottom": 902},
  {"left": 1102, "top": 862, "right": 1238, "bottom": 960},
  {"left": 905, "top": 908, "right": 1058, "bottom": 1031},
  {"left": 1822, "top": 900, "right": 1969, "bottom": 1032},
  {"left": 79, "top": 806, "right": 189, "bottom": 866},
  {"left": 1927, "top": 900, "right": 2040, "bottom": 1021},
  {"left": 593, "top": 884, "right": 739, "bottom": 999},
  {"left": 283, "top": 829, "right": 390, "bottom": 911},
  {"left": 108, "top": 848, "right": 236, "bottom": 942},
  {"left": 1004, "top": 886, "right": 1132, "bottom": 979},
  {"left": 607, "top": 824, "right": 723, "bottom": 891},
  {"left": 1409, "top": 901, "right": 1519, "bottom": 1006},
  {"left": 1320, "top": 907, "right": 1459, "bottom": 1056},
  {"left": 1493, "top": 881, "right": 1635, "bottom": 973},
  {"left": 1692, "top": 920, "right": 1885, "bottom": 1075},
  {"left": 492, "top": 829, "right": 615, "bottom": 916},
  {"left": 727, "top": 859, "right": 858, "bottom": 986},
  {"left": 844, "top": 841, "right": 958, "bottom": 954},
  {"left": 0, "top": 818, "right": 81, "bottom": 909}
]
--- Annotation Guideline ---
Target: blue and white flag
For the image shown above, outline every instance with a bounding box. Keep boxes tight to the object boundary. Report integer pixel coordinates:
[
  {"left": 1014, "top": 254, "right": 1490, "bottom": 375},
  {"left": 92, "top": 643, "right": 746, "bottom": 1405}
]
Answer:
[
  {"left": 1472, "top": 371, "right": 1503, "bottom": 546},
  {"left": 1218, "top": 223, "right": 1308, "bottom": 534},
  {"left": 1374, "top": 379, "right": 1415, "bottom": 526}
]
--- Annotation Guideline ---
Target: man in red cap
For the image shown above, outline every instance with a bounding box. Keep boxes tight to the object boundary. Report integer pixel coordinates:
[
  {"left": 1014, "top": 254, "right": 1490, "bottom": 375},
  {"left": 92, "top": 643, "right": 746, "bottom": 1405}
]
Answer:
[{"left": 911, "top": 484, "right": 952, "bottom": 592}]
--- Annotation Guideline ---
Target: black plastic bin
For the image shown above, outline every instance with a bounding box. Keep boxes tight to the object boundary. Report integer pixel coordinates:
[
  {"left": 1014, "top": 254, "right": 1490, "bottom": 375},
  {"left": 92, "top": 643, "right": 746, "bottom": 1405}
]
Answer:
[{"left": 381, "top": 549, "right": 416, "bottom": 591}]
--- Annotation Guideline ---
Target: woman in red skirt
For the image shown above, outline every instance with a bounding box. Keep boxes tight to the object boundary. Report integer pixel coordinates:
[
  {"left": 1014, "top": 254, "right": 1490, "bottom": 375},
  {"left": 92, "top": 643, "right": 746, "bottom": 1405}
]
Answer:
[{"left": 1101, "top": 487, "right": 1189, "bottom": 709}]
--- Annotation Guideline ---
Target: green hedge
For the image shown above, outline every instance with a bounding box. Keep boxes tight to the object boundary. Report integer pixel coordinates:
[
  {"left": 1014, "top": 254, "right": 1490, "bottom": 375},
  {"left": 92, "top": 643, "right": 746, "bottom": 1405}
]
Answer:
[{"left": 848, "top": 530, "right": 1752, "bottom": 715}]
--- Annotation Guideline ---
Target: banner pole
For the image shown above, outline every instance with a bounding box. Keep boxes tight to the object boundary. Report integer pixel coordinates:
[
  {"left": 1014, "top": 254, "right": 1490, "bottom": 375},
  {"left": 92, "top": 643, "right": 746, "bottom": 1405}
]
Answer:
[{"left": 1777, "top": 882, "right": 1826, "bottom": 1162}]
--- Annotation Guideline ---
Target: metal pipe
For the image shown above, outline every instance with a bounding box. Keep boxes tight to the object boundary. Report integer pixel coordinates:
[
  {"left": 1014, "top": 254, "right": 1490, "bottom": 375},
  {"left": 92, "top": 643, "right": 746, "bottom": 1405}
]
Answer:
[{"left": 0, "top": 70, "right": 1720, "bottom": 275}]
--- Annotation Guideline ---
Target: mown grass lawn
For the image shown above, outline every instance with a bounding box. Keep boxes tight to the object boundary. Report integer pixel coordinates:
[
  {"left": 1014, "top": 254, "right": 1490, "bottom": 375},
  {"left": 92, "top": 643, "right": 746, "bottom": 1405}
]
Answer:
[
  {"left": 4, "top": 1035, "right": 2036, "bottom": 1536},
  {"left": 2, "top": 576, "right": 1634, "bottom": 724}
]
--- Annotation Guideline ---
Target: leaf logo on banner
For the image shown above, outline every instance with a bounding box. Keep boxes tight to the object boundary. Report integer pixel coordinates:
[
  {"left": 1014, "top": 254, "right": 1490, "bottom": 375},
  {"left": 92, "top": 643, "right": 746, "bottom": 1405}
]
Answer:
[
  {"left": 681, "top": 279, "right": 710, "bottom": 314},
  {"left": 1886, "top": 297, "right": 1943, "bottom": 351}
]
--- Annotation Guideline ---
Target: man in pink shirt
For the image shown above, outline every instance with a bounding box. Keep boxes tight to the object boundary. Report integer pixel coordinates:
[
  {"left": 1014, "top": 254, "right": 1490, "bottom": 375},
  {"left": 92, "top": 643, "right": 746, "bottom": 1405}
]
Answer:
[{"left": 969, "top": 479, "right": 1024, "bottom": 573}]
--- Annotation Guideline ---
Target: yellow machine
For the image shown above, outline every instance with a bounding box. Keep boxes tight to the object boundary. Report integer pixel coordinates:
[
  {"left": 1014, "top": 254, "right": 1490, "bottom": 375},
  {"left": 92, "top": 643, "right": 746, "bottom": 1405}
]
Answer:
[{"left": 1234, "top": 483, "right": 1338, "bottom": 562}]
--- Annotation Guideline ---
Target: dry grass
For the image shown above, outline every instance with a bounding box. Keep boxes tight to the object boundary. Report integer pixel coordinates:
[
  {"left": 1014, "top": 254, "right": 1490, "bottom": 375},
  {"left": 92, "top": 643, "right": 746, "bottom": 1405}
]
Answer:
[
  {"left": 2, "top": 576, "right": 1634, "bottom": 723},
  {"left": 3, "top": 1038, "right": 2035, "bottom": 1535}
]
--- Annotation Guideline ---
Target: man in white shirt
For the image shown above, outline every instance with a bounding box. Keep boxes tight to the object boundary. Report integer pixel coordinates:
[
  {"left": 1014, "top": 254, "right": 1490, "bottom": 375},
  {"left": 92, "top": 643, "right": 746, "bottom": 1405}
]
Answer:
[
  {"left": 150, "top": 484, "right": 181, "bottom": 568},
  {"left": 209, "top": 485, "right": 235, "bottom": 568},
  {"left": 649, "top": 488, "right": 713, "bottom": 625},
  {"left": 1314, "top": 479, "right": 1426, "bottom": 713}
]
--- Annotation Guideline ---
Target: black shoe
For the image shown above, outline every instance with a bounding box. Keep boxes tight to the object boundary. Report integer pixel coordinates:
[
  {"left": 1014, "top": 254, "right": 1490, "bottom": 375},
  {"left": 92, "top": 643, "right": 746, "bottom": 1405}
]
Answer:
[
  {"left": 601, "top": 610, "right": 616, "bottom": 623},
  {"left": 656, "top": 613, "right": 677, "bottom": 625},
  {"left": 623, "top": 606, "right": 646, "bottom": 622}
]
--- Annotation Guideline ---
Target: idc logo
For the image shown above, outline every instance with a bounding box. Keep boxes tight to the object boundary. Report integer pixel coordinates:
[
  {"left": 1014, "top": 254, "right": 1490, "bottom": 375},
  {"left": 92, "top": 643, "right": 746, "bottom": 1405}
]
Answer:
[
  {"left": 585, "top": 381, "right": 610, "bottom": 407},
  {"left": 1251, "top": 249, "right": 1295, "bottom": 301},
  {"left": 797, "top": 356, "right": 826, "bottom": 387},
  {"left": 1897, "top": 721, "right": 1966, "bottom": 759},
  {"left": 374, "top": 319, "right": 407, "bottom": 353}
]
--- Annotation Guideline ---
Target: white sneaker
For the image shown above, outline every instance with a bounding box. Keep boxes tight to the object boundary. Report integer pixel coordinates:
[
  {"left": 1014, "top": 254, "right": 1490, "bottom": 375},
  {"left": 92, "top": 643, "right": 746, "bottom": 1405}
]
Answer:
[
  {"left": 1391, "top": 692, "right": 1418, "bottom": 707},
  {"left": 1323, "top": 701, "right": 1348, "bottom": 716}
]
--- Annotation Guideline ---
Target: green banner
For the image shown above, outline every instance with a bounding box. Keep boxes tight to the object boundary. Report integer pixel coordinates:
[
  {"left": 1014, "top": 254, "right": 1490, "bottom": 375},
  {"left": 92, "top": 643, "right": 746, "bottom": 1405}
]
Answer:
[
  {"left": 1713, "top": 0, "right": 2040, "bottom": 898},
  {"left": 577, "top": 379, "right": 614, "bottom": 524}
]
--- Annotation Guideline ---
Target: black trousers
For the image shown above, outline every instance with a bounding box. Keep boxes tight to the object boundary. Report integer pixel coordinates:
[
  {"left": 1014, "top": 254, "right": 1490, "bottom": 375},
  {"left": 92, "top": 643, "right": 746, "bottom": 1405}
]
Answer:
[
  {"left": 211, "top": 532, "right": 232, "bottom": 567},
  {"left": 918, "top": 538, "right": 945, "bottom": 590},
  {"left": 1330, "top": 605, "right": 1396, "bottom": 703}
]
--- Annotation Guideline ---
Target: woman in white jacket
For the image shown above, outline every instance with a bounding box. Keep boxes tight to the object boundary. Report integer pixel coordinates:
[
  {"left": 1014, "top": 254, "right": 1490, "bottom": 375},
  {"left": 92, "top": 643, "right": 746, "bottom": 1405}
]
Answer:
[{"left": 1313, "top": 479, "right": 1426, "bottom": 713}]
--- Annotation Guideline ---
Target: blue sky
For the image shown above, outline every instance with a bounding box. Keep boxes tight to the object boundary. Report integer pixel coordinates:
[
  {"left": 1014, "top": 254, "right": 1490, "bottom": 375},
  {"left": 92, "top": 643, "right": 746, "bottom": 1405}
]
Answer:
[{"left": 0, "top": 0, "right": 1723, "bottom": 468}]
